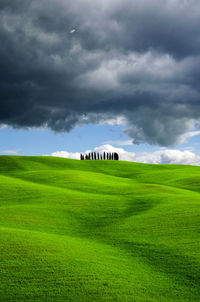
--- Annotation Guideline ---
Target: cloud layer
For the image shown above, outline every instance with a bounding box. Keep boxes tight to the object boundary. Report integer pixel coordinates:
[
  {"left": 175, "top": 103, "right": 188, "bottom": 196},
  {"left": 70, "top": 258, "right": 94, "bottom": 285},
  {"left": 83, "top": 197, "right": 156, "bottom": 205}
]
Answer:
[
  {"left": 49, "top": 144, "right": 200, "bottom": 166},
  {"left": 1, "top": 0, "right": 200, "bottom": 145}
]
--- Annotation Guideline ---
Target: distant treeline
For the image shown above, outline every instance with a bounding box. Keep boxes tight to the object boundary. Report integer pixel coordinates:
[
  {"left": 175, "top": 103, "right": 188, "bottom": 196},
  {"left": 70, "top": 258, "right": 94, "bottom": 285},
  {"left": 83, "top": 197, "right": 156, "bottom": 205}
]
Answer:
[{"left": 80, "top": 152, "right": 119, "bottom": 160}]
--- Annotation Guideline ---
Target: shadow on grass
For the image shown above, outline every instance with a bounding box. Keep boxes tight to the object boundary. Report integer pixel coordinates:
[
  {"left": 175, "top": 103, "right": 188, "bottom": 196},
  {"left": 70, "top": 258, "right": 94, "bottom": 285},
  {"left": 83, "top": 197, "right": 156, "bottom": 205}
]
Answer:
[{"left": 115, "top": 240, "right": 200, "bottom": 296}]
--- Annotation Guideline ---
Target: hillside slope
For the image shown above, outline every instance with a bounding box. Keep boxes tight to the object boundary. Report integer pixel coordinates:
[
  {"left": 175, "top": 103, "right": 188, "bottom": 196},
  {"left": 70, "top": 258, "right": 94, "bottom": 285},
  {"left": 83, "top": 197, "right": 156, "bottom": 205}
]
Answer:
[{"left": 0, "top": 156, "right": 200, "bottom": 301}]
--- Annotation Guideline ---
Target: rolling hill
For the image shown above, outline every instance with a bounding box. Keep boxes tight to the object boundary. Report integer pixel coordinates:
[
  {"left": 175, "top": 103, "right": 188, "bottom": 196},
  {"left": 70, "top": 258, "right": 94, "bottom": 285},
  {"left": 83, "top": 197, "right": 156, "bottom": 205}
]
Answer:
[{"left": 0, "top": 155, "right": 200, "bottom": 301}]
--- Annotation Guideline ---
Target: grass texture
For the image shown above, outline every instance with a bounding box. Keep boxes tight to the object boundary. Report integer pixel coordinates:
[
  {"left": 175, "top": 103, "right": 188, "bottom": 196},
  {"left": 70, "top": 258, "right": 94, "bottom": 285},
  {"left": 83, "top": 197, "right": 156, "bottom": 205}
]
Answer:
[{"left": 0, "top": 155, "right": 200, "bottom": 301}]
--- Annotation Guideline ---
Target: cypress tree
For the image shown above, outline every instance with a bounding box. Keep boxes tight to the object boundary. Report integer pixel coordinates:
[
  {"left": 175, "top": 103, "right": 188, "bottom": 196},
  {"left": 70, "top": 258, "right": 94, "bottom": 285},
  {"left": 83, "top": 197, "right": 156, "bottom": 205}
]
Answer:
[
  {"left": 114, "top": 152, "right": 119, "bottom": 160},
  {"left": 94, "top": 152, "right": 96, "bottom": 160},
  {"left": 103, "top": 152, "right": 106, "bottom": 160}
]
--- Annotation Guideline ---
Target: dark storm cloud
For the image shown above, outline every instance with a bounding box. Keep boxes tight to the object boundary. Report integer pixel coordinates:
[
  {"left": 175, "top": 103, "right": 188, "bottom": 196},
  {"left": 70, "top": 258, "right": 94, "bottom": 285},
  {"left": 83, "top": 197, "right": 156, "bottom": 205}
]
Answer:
[{"left": 1, "top": 0, "right": 200, "bottom": 145}]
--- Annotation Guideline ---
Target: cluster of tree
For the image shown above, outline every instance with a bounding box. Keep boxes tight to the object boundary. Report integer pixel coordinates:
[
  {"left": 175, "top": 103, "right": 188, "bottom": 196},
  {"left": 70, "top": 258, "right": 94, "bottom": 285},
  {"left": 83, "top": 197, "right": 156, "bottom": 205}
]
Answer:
[{"left": 80, "top": 152, "right": 119, "bottom": 160}]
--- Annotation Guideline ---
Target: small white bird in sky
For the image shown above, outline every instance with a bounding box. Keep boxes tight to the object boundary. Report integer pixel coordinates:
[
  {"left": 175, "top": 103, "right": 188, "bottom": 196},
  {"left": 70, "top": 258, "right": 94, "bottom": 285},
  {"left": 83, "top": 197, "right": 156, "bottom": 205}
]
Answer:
[{"left": 70, "top": 29, "right": 76, "bottom": 34}]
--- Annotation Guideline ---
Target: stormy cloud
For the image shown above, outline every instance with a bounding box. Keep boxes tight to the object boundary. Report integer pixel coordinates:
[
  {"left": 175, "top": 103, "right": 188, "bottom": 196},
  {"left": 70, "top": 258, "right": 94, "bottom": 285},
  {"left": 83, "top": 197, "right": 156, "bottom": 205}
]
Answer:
[{"left": 1, "top": 0, "right": 200, "bottom": 145}]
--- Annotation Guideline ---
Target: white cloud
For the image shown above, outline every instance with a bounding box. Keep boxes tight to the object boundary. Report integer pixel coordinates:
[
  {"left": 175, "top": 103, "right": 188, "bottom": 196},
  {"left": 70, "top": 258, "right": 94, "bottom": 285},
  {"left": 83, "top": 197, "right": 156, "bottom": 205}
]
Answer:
[
  {"left": 0, "top": 124, "right": 7, "bottom": 130},
  {"left": 98, "top": 116, "right": 126, "bottom": 126},
  {"left": 178, "top": 130, "right": 200, "bottom": 144},
  {"left": 134, "top": 149, "right": 200, "bottom": 165},
  {"left": 2, "top": 150, "right": 18, "bottom": 155},
  {"left": 49, "top": 150, "right": 80, "bottom": 159},
  {"left": 47, "top": 144, "right": 200, "bottom": 165},
  {"left": 103, "top": 140, "right": 133, "bottom": 146}
]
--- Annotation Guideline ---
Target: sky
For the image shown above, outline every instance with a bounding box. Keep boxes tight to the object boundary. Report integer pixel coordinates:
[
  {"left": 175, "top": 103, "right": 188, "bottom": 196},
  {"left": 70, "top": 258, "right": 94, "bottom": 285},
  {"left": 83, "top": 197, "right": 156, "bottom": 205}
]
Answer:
[{"left": 1, "top": 0, "right": 200, "bottom": 164}]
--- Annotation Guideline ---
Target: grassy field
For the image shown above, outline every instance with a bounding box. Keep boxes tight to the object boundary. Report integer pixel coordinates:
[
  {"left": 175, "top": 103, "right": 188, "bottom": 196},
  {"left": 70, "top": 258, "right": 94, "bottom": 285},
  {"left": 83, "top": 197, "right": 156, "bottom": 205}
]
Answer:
[{"left": 0, "top": 156, "right": 200, "bottom": 301}]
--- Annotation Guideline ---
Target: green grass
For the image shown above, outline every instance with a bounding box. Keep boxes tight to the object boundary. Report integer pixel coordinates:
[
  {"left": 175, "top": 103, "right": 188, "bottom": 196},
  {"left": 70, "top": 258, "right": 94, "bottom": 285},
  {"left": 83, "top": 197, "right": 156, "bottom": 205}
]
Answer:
[{"left": 0, "top": 156, "right": 200, "bottom": 301}]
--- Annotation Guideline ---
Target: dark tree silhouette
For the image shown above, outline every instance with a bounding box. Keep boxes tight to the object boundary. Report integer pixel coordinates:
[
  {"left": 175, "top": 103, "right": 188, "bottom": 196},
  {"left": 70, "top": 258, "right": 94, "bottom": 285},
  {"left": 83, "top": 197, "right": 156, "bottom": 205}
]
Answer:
[
  {"left": 114, "top": 152, "right": 119, "bottom": 160},
  {"left": 80, "top": 151, "right": 119, "bottom": 160}
]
